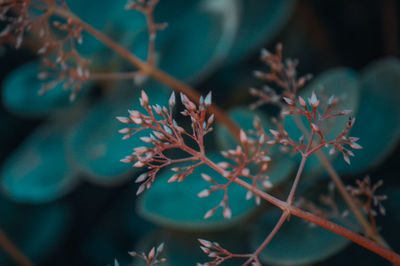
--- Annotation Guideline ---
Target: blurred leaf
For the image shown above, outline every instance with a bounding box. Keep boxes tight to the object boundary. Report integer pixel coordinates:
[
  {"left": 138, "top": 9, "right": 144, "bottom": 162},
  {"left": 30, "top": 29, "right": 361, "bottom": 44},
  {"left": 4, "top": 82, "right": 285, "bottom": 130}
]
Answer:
[
  {"left": 0, "top": 198, "right": 70, "bottom": 265},
  {"left": 2, "top": 61, "right": 82, "bottom": 118},
  {"left": 138, "top": 152, "right": 256, "bottom": 230},
  {"left": 131, "top": 0, "right": 240, "bottom": 82},
  {"left": 68, "top": 84, "right": 169, "bottom": 182},
  {"left": 1, "top": 120, "right": 79, "bottom": 203},
  {"left": 333, "top": 58, "right": 400, "bottom": 174},
  {"left": 284, "top": 68, "right": 360, "bottom": 173},
  {"left": 215, "top": 107, "right": 265, "bottom": 151},
  {"left": 226, "top": 0, "right": 296, "bottom": 64}
]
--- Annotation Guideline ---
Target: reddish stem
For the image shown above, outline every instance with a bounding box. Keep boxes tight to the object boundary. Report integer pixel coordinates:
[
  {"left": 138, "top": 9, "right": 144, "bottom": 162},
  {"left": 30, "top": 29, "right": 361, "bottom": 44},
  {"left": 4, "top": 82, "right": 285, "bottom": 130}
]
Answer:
[{"left": 243, "top": 211, "right": 290, "bottom": 266}]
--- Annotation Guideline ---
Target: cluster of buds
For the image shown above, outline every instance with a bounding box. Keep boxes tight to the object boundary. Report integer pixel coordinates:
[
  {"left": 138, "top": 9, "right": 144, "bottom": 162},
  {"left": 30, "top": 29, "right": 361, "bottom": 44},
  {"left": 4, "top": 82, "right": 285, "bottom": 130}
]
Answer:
[
  {"left": 198, "top": 118, "right": 273, "bottom": 219},
  {"left": 251, "top": 44, "right": 312, "bottom": 100},
  {"left": 347, "top": 176, "right": 387, "bottom": 217},
  {"left": 265, "top": 91, "right": 362, "bottom": 164},
  {"left": 0, "top": 0, "right": 49, "bottom": 49},
  {"left": 0, "top": 0, "right": 91, "bottom": 101},
  {"left": 118, "top": 91, "right": 214, "bottom": 195},
  {"left": 128, "top": 243, "right": 166, "bottom": 266},
  {"left": 197, "top": 239, "right": 237, "bottom": 266},
  {"left": 37, "top": 16, "right": 91, "bottom": 101}
]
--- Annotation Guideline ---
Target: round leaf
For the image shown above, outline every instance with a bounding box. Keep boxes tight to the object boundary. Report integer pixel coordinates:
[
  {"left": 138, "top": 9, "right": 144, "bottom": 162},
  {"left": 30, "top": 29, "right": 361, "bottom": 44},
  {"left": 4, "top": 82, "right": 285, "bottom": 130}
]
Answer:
[
  {"left": 131, "top": 0, "right": 240, "bottom": 82},
  {"left": 2, "top": 61, "right": 80, "bottom": 117},
  {"left": 1, "top": 121, "right": 79, "bottom": 203},
  {"left": 333, "top": 58, "right": 400, "bottom": 174}
]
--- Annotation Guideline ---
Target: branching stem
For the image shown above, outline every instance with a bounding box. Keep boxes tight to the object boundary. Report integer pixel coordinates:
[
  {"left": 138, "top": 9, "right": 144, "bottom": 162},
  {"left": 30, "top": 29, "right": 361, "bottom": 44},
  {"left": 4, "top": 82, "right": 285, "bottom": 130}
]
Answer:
[
  {"left": 293, "top": 115, "right": 390, "bottom": 248},
  {"left": 178, "top": 143, "right": 400, "bottom": 264}
]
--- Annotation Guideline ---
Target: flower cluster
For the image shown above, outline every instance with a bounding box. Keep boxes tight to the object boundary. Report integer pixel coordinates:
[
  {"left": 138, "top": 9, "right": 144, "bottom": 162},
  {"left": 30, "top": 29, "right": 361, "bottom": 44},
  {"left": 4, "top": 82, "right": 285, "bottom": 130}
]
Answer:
[
  {"left": 118, "top": 90, "right": 214, "bottom": 195},
  {"left": 347, "top": 176, "right": 387, "bottom": 217},
  {"left": 118, "top": 90, "right": 273, "bottom": 220},
  {"left": 266, "top": 91, "right": 362, "bottom": 164},
  {"left": 1, "top": 0, "right": 90, "bottom": 100},
  {"left": 129, "top": 242, "right": 166, "bottom": 266}
]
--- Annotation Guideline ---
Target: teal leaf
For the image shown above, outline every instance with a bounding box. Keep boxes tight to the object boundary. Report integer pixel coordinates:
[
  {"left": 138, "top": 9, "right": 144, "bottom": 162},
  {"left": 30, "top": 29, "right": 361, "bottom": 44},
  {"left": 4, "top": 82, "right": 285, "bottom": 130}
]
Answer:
[
  {"left": 1, "top": 120, "right": 79, "bottom": 203},
  {"left": 333, "top": 58, "right": 400, "bottom": 174},
  {"left": 284, "top": 68, "right": 360, "bottom": 173},
  {"left": 215, "top": 107, "right": 265, "bottom": 151},
  {"left": 138, "top": 152, "right": 256, "bottom": 230},
  {"left": 2, "top": 61, "right": 82, "bottom": 118},
  {"left": 0, "top": 198, "right": 70, "bottom": 265},
  {"left": 68, "top": 84, "right": 169, "bottom": 182}
]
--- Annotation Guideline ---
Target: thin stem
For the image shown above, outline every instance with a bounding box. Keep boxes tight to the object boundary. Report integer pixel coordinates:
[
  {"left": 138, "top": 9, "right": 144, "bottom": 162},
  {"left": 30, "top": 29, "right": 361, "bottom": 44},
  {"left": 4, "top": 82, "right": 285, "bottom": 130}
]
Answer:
[
  {"left": 286, "top": 155, "right": 307, "bottom": 205},
  {"left": 0, "top": 229, "right": 34, "bottom": 266},
  {"left": 243, "top": 211, "right": 289, "bottom": 266},
  {"left": 293, "top": 114, "right": 390, "bottom": 248},
  {"left": 51, "top": 7, "right": 241, "bottom": 139}
]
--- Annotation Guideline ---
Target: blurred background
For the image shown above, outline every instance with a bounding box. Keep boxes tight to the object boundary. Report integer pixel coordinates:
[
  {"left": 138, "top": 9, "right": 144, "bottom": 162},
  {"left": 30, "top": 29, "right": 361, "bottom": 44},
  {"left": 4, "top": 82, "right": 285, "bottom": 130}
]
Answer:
[{"left": 0, "top": 0, "right": 400, "bottom": 265}]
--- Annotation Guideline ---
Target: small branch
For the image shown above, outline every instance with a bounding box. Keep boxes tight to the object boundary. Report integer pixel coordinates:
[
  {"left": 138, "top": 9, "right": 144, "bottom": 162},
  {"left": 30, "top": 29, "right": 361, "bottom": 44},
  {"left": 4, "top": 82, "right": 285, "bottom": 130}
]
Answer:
[
  {"left": 286, "top": 155, "right": 307, "bottom": 205},
  {"left": 243, "top": 211, "right": 289, "bottom": 266},
  {"left": 0, "top": 229, "right": 34, "bottom": 266}
]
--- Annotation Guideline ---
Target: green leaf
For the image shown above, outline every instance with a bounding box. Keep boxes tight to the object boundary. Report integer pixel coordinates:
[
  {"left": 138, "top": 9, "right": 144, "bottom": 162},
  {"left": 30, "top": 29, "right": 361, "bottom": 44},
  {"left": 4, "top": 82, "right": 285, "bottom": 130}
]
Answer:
[
  {"left": 284, "top": 67, "right": 360, "bottom": 173},
  {"left": 1, "top": 120, "right": 78, "bottom": 203},
  {"left": 226, "top": 0, "right": 296, "bottom": 64},
  {"left": 138, "top": 152, "right": 256, "bottom": 230},
  {"left": 333, "top": 58, "right": 400, "bottom": 174},
  {"left": 68, "top": 85, "right": 169, "bottom": 182},
  {"left": 2, "top": 61, "right": 82, "bottom": 118},
  {"left": 0, "top": 198, "right": 70, "bottom": 265}
]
